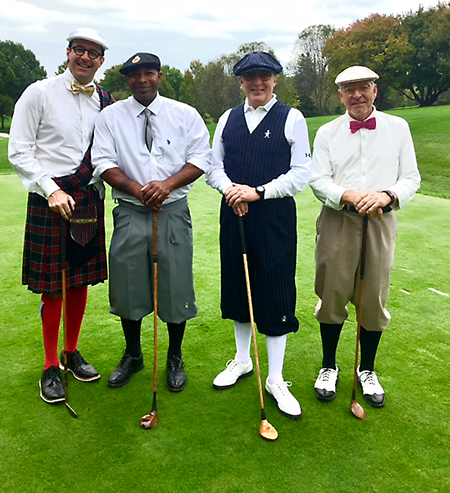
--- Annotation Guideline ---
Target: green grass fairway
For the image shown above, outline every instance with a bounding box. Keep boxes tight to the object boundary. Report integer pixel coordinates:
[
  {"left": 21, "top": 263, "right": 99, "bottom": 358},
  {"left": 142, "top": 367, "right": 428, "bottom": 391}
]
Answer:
[{"left": 0, "top": 174, "right": 449, "bottom": 492}]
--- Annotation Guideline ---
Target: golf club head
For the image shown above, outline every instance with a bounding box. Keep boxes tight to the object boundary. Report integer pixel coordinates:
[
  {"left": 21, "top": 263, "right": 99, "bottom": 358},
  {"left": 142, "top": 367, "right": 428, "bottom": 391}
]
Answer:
[
  {"left": 350, "top": 400, "right": 367, "bottom": 420},
  {"left": 259, "top": 419, "right": 278, "bottom": 441},
  {"left": 65, "top": 402, "right": 78, "bottom": 419},
  {"left": 140, "top": 411, "right": 158, "bottom": 430}
]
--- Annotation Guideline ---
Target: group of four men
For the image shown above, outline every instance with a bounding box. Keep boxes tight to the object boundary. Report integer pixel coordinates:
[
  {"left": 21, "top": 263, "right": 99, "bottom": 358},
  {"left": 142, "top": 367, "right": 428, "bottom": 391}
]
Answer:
[{"left": 8, "top": 28, "right": 420, "bottom": 419}]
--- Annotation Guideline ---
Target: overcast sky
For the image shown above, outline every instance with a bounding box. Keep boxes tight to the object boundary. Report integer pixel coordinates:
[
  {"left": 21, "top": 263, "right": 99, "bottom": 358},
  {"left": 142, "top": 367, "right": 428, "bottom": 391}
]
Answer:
[{"left": 0, "top": 0, "right": 441, "bottom": 79}]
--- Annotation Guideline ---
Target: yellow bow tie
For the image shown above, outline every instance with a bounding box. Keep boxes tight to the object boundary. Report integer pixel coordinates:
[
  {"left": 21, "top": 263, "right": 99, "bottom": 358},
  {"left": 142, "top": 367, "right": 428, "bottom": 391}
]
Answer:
[{"left": 71, "top": 80, "right": 95, "bottom": 97}]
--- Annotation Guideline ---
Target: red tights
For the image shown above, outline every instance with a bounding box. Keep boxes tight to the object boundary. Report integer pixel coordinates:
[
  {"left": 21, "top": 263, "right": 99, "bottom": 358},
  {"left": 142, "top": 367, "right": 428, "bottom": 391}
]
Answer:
[{"left": 41, "top": 286, "right": 88, "bottom": 369}]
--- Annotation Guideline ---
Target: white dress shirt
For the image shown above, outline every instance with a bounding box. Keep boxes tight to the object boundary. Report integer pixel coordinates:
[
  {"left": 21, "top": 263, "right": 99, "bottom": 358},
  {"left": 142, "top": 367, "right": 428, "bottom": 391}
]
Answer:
[
  {"left": 309, "top": 108, "right": 421, "bottom": 209},
  {"left": 8, "top": 69, "right": 100, "bottom": 199},
  {"left": 92, "top": 94, "right": 211, "bottom": 206},
  {"left": 206, "top": 95, "right": 312, "bottom": 199}
]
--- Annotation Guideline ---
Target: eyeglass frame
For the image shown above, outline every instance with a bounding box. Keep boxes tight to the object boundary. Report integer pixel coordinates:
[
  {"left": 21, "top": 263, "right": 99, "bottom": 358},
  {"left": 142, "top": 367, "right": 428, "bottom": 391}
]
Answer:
[
  {"left": 70, "top": 45, "right": 104, "bottom": 60},
  {"left": 340, "top": 81, "right": 376, "bottom": 95},
  {"left": 240, "top": 71, "right": 275, "bottom": 82}
]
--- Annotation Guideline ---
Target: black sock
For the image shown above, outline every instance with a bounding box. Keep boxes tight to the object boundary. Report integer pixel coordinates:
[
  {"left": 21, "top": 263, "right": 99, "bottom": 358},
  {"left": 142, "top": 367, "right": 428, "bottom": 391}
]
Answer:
[
  {"left": 121, "top": 318, "right": 142, "bottom": 358},
  {"left": 320, "top": 323, "right": 344, "bottom": 369},
  {"left": 359, "top": 327, "right": 382, "bottom": 372},
  {"left": 167, "top": 322, "right": 186, "bottom": 359}
]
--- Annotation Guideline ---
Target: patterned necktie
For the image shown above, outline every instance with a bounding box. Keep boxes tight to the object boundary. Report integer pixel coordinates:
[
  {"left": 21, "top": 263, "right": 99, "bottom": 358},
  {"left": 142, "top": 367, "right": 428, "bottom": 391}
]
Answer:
[
  {"left": 71, "top": 80, "right": 95, "bottom": 97},
  {"left": 350, "top": 117, "right": 376, "bottom": 133},
  {"left": 144, "top": 108, "right": 153, "bottom": 152}
]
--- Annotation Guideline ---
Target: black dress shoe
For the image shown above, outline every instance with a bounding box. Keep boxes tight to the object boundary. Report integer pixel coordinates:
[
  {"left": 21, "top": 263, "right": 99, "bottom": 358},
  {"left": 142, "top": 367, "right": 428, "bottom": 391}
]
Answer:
[
  {"left": 108, "top": 353, "right": 144, "bottom": 387},
  {"left": 166, "top": 354, "right": 186, "bottom": 392},
  {"left": 60, "top": 350, "right": 100, "bottom": 382},
  {"left": 39, "top": 366, "right": 65, "bottom": 404}
]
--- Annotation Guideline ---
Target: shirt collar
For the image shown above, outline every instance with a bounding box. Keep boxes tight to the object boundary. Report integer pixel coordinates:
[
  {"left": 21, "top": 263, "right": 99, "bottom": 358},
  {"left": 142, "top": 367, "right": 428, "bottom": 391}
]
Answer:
[
  {"left": 63, "top": 68, "right": 96, "bottom": 91},
  {"left": 130, "top": 92, "right": 162, "bottom": 118},
  {"left": 244, "top": 94, "right": 278, "bottom": 113},
  {"left": 346, "top": 106, "right": 377, "bottom": 122}
]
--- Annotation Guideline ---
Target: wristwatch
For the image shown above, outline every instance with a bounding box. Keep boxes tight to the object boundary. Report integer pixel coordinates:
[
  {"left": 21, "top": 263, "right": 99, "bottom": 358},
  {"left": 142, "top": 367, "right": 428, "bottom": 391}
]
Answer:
[
  {"left": 256, "top": 185, "right": 265, "bottom": 200},
  {"left": 382, "top": 190, "right": 395, "bottom": 206}
]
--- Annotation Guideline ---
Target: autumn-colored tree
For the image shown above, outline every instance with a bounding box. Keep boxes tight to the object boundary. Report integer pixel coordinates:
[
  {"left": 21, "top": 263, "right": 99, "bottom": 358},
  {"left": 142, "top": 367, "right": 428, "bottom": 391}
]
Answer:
[{"left": 323, "top": 14, "right": 413, "bottom": 109}]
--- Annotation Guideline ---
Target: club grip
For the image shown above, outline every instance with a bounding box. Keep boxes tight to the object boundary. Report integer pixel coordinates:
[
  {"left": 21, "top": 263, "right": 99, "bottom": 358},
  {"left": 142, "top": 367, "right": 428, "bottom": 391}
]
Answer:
[
  {"left": 238, "top": 216, "right": 247, "bottom": 255},
  {"left": 360, "top": 216, "right": 369, "bottom": 279}
]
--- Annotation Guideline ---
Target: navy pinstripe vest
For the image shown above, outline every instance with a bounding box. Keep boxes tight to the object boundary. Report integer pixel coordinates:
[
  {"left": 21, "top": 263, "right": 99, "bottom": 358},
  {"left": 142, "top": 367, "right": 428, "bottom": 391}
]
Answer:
[{"left": 222, "top": 101, "right": 291, "bottom": 187}]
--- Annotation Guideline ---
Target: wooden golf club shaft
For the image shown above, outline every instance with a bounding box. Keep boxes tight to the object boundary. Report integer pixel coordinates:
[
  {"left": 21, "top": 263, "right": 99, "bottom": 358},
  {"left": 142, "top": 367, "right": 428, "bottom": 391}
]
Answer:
[
  {"left": 139, "top": 212, "right": 159, "bottom": 429},
  {"left": 238, "top": 217, "right": 266, "bottom": 414},
  {"left": 351, "top": 215, "right": 369, "bottom": 414},
  {"left": 61, "top": 216, "right": 77, "bottom": 418},
  {"left": 152, "top": 211, "right": 158, "bottom": 404}
]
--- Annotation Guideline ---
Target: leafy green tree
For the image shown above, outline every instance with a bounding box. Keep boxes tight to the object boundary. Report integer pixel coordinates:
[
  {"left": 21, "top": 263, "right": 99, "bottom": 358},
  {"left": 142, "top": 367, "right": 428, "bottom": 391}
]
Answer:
[
  {"left": 275, "top": 73, "right": 299, "bottom": 109},
  {"left": 55, "top": 61, "right": 68, "bottom": 75},
  {"left": 179, "top": 68, "right": 196, "bottom": 107},
  {"left": 0, "top": 94, "right": 13, "bottom": 128},
  {"left": 98, "top": 64, "right": 130, "bottom": 100},
  {"left": 0, "top": 40, "right": 46, "bottom": 103},
  {"left": 161, "top": 65, "right": 184, "bottom": 99},
  {"left": 398, "top": 3, "right": 450, "bottom": 106},
  {"left": 291, "top": 25, "right": 336, "bottom": 116}
]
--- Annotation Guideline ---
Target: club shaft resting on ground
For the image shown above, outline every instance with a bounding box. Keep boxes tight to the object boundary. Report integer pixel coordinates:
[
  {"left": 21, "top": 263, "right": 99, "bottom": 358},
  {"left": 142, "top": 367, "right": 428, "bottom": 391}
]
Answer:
[
  {"left": 238, "top": 217, "right": 278, "bottom": 441},
  {"left": 141, "top": 211, "right": 159, "bottom": 429},
  {"left": 61, "top": 217, "right": 77, "bottom": 419},
  {"left": 350, "top": 215, "right": 369, "bottom": 420}
]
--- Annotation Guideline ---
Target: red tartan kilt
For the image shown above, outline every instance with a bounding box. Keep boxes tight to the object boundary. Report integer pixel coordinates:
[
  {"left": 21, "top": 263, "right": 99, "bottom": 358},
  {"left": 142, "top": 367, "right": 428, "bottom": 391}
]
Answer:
[{"left": 23, "top": 191, "right": 107, "bottom": 294}]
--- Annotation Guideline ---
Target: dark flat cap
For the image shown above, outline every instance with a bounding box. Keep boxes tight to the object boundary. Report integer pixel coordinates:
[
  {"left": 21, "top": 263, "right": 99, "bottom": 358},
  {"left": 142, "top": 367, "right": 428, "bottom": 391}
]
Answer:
[
  {"left": 233, "top": 52, "right": 283, "bottom": 76},
  {"left": 120, "top": 52, "right": 161, "bottom": 75}
]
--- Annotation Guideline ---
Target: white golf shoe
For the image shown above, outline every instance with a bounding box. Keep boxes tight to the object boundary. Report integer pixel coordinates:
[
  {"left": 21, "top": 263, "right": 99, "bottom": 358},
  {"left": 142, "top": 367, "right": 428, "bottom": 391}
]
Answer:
[
  {"left": 357, "top": 367, "right": 385, "bottom": 407},
  {"left": 265, "top": 378, "right": 302, "bottom": 419},
  {"left": 213, "top": 359, "right": 253, "bottom": 389},
  {"left": 314, "top": 366, "right": 340, "bottom": 401}
]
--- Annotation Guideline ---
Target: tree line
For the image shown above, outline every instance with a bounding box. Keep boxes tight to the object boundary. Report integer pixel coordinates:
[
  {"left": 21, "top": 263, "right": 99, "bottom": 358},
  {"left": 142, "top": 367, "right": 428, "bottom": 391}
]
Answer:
[{"left": 1, "top": 3, "right": 449, "bottom": 126}]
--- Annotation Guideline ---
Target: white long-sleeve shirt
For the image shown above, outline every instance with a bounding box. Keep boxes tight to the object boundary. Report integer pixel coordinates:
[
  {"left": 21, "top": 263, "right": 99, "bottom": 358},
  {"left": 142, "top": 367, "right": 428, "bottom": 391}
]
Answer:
[
  {"left": 206, "top": 95, "right": 312, "bottom": 198},
  {"left": 91, "top": 94, "right": 211, "bottom": 206},
  {"left": 8, "top": 69, "right": 101, "bottom": 198},
  {"left": 309, "top": 108, "right": 421, "bottom": 209}
]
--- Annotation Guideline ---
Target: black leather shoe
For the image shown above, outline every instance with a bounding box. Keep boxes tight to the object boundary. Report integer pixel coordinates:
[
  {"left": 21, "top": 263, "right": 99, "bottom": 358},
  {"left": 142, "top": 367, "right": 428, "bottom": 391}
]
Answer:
[
  {"left": 60, "top": 350, "right": 100, "bottom": 382},
  {"left": 108, "top": 353, "right": 144, "bottom": 387},
  {"left": 39, "top": 366, "right": 65, "bottom": 404},
  {"left": 166, "top": 354, "right": 187, "bottom": 392}
]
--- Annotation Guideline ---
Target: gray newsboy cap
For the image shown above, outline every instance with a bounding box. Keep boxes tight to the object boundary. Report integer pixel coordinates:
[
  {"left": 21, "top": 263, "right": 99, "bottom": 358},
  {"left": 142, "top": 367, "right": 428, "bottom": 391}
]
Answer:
[
  {"left": 233, "top": 52, "right": 283, "bottom": 76},
  {"left": 335, "top": 66, "right": 379, "bottom": 85},
  {"left": 67, "top": 28, "right": 108, "bottom": 51},
  {"left": 120, "top": 52, "right": 161, "bottom": 75}
]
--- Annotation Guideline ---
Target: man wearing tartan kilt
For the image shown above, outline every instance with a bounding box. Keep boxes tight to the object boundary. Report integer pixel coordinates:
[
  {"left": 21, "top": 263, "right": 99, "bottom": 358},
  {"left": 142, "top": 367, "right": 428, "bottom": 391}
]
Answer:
[{"left": 8, "top": 28, "right": 114, "bottom": 405}]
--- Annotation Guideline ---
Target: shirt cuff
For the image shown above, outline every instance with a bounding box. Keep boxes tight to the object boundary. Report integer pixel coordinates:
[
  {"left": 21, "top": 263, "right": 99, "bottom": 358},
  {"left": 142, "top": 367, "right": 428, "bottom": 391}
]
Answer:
[{"left": 41, "top": 178, "right": 60, "bottom": 199}]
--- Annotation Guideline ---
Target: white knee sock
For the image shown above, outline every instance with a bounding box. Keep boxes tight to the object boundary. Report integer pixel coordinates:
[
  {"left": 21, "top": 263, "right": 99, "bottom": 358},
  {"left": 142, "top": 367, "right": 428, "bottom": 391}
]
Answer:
[
  {"left": 234, "top": 321, "right": 252, "bottom": 364},
  {"left": 266, "top": 334, "right": 287, "bottom": 385}
]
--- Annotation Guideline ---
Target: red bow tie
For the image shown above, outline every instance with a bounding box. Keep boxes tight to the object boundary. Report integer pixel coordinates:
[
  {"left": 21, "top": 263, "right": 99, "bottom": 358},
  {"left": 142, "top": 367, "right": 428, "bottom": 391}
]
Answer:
[{"left": 350, "top": 117, "right": 376, "bottom": 133}]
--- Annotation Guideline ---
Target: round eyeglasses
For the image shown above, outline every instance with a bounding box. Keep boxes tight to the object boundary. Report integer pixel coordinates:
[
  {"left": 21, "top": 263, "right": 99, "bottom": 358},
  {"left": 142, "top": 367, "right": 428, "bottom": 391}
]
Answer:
[
  {"left": 71, "top": 46, "right": 103, "bottom": 60},
  {"left": 241, "top": 71, "right": 274, "bottom": 82}
]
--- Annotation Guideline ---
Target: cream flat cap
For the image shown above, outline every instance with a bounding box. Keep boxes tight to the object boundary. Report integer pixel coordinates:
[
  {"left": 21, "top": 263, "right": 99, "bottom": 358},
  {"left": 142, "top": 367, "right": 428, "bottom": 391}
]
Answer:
[
  {"left": 335, "top": 66, "right": 379, "bottom": 85},
  {"left": 67, "top": 28, "right": 108, "bottom": 51}
]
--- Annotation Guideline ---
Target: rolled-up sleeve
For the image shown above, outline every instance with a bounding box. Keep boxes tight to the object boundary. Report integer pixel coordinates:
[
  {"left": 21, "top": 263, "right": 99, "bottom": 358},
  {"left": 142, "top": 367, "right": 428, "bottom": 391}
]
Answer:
[
  {"left": 8, "top": 84, "right": 59, "bottom": 198},
  {"left": 91, "top": 108, "right": 119, "bottom": 178},
  {"left": 186, "top": 108, "right": 212, "bottom": 173}
]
